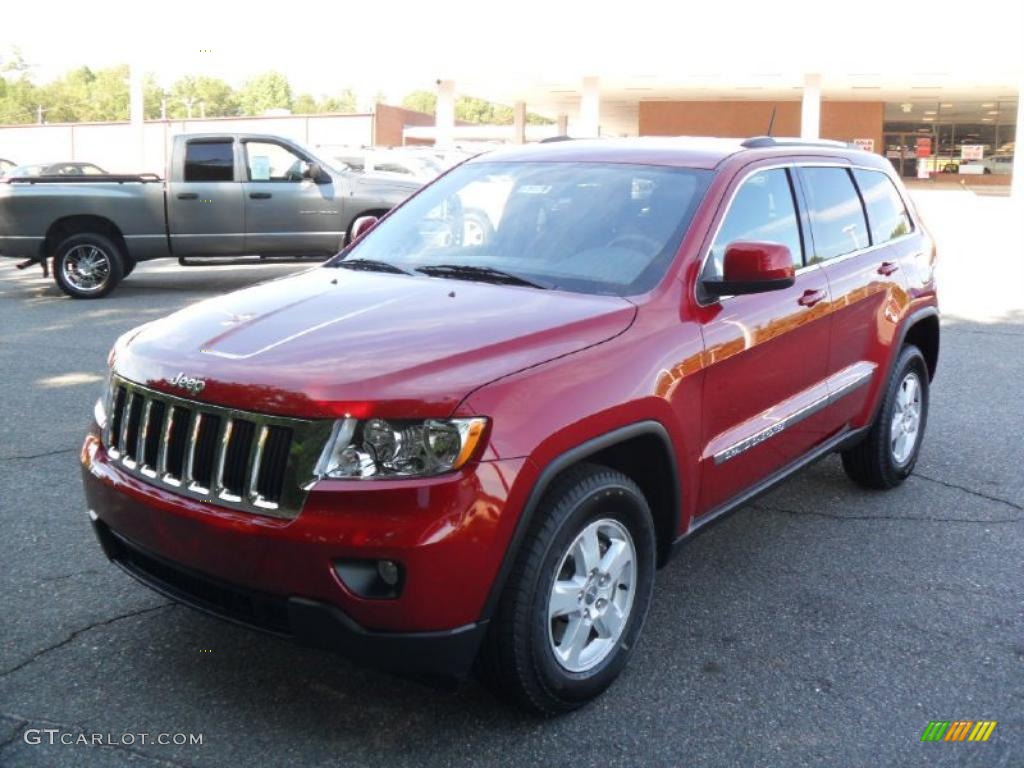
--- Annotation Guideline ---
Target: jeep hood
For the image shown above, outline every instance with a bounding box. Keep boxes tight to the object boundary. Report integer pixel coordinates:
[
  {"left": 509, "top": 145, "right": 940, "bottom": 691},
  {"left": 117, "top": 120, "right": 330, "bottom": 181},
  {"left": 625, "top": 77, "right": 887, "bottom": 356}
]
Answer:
[{"left": 114, "top": 268, "right": 636, "bottom": 419}]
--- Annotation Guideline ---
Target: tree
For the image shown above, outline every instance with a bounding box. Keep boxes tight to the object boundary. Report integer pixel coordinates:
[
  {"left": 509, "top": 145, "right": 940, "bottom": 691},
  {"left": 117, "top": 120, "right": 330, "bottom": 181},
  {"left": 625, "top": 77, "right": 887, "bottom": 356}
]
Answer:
[
  {"left": 292, "top": 90, "right": 357, "bottom": 115},
  {"left": 402, "top": 90, "right": 436, "bottom": 115},
  {"left": 168, "top": 75, "right": 238, "bottom": 119},
  {"left": 237, "top": 71, "right": 293, "bottom": 115},
  {"left": 400, "top": 90, "right": 553, "bottom": 125}
]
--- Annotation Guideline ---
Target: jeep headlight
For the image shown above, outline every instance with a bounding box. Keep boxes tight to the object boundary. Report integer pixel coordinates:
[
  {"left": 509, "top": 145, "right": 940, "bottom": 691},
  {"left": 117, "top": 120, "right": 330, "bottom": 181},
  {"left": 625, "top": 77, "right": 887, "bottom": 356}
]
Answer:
[{"left": 315, "top": 417, "right": 488, "bottom": 479}]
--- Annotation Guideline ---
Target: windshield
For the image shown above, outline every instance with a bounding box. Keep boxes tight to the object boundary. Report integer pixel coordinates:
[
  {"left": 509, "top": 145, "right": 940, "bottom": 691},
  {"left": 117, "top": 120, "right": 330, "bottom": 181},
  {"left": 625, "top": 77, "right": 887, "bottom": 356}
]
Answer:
[{"left": 331, "top": 161, "right": 711, "bottom": 296}]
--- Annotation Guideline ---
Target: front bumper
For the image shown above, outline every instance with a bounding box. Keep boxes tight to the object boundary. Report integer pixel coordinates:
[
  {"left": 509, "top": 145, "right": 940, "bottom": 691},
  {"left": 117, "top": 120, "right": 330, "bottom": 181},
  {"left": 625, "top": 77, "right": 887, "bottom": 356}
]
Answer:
[
  {"left": 92, "top": 518, "right": 485, "bottom": 678},
  {"left": 81, "top": 432, "right": 529, "bottom": 678}
]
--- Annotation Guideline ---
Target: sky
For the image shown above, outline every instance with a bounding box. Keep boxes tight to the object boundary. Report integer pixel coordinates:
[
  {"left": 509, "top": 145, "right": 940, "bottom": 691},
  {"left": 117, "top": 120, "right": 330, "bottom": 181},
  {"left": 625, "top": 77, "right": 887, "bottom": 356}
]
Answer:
[{"left": 3, "top": 0, "right": 1022, "bottom": 103}]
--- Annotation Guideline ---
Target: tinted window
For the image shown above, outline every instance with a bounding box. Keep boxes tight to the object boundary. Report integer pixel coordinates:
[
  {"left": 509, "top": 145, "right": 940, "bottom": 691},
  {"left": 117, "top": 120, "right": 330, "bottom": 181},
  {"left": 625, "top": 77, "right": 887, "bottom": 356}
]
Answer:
[
  {"left": 852, "top": 169, "right": 912, "bottom": 244},
  {"left": 705, "top": 168, "right": 803, "bottom": 279},
  {"left": 245, "top": 141, "right": 306, "bottom": 181},
  {"left": 800, "top": 167, "right": 869, "bottom": 262},
  {"left": 336, "top": 161, "right": 711, "bottom": 296},
  {"left": 184, "top": 141, "right": 234, "bottom": 182}
]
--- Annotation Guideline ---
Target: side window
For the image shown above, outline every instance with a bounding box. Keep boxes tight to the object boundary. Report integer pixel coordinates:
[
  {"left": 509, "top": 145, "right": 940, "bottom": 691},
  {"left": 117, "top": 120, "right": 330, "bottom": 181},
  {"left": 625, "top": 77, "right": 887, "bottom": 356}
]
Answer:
[
  {"left": 852, "top": 169, "right": 912, "bottom": 244},
  {"left": 706, "top": 168, "right": 803, "bottom": 279},
  {"left": 184, "top": 141, "right": 234, "bottom": 182},
  {"left": 245, "top": 141, "right": 306, "bottom": 182},
  {"left": 800, "top": 167, "right": 869, "bottom": 262}
]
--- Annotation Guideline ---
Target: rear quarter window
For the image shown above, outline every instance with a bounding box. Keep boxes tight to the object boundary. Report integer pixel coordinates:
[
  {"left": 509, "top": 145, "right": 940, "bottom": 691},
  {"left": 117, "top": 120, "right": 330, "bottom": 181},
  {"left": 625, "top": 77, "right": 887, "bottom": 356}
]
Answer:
[
  {"left": 800, "top": 167, "right": 870, "bottom": 263},
  {"left": 852, "top": 168, "right": 913, "bottom": 244}
]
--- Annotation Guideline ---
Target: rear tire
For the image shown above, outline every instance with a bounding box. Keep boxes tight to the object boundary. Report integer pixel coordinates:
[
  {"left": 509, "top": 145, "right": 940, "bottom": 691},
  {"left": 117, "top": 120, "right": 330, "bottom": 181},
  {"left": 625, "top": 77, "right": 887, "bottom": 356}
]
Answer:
[
  {"left": 841, "top": 344, "right": 929, "bottom": 489},
  {"left": 477, "top": 463, "right": 656, "bottom": 715},
  {"left": 53, "top": 233, "right": 124, "bottom": 299}
]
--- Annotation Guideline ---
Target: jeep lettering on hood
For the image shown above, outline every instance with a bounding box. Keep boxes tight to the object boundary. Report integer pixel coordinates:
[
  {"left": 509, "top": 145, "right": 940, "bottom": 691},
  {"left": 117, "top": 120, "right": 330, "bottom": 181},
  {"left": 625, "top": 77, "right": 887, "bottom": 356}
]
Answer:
[{"left": 113, "top": 268, "right": 636, "bottom": 419}]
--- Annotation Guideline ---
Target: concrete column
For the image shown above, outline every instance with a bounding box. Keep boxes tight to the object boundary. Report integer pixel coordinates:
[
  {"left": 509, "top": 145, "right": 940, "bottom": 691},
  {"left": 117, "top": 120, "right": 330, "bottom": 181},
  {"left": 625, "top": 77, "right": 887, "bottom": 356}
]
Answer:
[
  {"left": 129, "top": 62, "right": 146, "bottom": 169},
  {"left": 801, "top": 73, "right": 822, "bottom": 140},
  {"left": 513, "top": 101, "right": 527, "bottom": 144},
  {"left": 578, "top": 76, "right": 600, "bottom": 138},
  {"left": 435, "top": 79, "right": 456, "bottom": 149},
  {"left": 1012, "top": 83, "right": 1024, "bottom": 201},
  {"left": 556, "top": 113, "right": 568, "bottom": 136}
]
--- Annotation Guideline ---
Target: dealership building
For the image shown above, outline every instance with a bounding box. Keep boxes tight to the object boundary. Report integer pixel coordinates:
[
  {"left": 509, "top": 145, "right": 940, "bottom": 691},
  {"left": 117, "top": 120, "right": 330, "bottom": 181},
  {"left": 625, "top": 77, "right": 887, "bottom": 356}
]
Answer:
[{"left": 415, "top": 70, "right": 1021, "bottom": 192}]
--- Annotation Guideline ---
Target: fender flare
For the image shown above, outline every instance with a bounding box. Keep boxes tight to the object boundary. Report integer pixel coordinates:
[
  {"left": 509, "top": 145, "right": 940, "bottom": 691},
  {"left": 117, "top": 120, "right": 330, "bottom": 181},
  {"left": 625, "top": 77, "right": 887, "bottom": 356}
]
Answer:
[
  {"left": 868, "top": 306, "right": 939, "bottom": 425},
  {"left": 479, "top": 420, "right": 680, "bottom": 621}
]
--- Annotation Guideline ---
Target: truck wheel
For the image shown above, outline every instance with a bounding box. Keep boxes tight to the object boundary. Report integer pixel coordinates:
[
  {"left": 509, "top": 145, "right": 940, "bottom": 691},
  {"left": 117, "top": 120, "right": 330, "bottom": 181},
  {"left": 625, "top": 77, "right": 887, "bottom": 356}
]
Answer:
[
  {"left": 53, "top": 233, "right": 125, "bottom": 299},
  {"left": 477, "top": 464, "right": 656, "bottom": 715},
  {"left": 841, "top": 344, "right": 929, "bottom": 489}
]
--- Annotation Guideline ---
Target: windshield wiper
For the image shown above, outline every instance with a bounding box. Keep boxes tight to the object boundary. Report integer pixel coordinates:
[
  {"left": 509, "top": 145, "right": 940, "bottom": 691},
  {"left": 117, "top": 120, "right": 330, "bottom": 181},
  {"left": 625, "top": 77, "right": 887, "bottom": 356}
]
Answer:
[
  {"left": 335, "top": 258, "right": 412, "bottom": 275},
  {"left": 415, "top": 264, "right": 548, "bottom": 289}
]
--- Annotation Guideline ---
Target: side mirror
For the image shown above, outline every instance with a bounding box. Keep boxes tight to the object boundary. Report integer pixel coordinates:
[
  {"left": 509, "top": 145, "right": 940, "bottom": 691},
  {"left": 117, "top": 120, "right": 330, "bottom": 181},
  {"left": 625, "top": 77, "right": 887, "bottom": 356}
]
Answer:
[
  {"left": 702, "top": 241, "right": 795, "bottom": 298},
  {"left": 350, "top": 215, "right": 379, "bottom": 242},
  {"left": 303, "top": 161, "right": 329, "bottom": 184}
]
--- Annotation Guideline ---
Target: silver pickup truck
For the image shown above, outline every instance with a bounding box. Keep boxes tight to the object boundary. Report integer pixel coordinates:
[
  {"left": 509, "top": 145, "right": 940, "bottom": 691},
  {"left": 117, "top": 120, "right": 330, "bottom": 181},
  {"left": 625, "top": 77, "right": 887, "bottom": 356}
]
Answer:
[{"left": 0, "top": 133, "right": 422, "bottom": 298}]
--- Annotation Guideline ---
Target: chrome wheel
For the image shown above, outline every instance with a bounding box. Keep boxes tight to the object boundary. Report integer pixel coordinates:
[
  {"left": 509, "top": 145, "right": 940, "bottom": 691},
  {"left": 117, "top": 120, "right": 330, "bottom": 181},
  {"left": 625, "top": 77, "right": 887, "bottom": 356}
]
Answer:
[
  {"left": 61, "top": 245, "right": 111, "bottom": 293},
  {"left": 890, "top": 371, "right": 922, "bottom": 464},
  {"left": 547, "top": 518, "right": 636, "bottom": 673}
]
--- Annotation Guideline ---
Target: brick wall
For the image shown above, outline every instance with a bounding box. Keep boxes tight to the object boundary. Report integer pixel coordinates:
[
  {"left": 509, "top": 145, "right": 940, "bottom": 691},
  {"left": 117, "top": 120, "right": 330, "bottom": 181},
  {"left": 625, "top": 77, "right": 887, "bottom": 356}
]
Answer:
[{"left": 373, "top": 104, "right": 435, "bottom": 147}]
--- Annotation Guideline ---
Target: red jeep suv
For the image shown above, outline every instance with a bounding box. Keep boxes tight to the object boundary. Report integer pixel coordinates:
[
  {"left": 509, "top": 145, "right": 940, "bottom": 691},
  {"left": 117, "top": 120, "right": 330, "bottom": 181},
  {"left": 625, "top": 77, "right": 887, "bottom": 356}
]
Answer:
[{"left": 81, "top": 136, "right": 938, "bottom": 714}]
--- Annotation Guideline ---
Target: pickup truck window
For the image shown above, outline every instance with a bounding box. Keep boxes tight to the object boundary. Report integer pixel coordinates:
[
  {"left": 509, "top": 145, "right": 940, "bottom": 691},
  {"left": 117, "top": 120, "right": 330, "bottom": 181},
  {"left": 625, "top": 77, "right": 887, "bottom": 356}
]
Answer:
[
  {"left": 184, "top": 141, "right": 234, "bottom": 182},
  {"left": 244, "top": 141, "right": 306, "bottom": 182}
]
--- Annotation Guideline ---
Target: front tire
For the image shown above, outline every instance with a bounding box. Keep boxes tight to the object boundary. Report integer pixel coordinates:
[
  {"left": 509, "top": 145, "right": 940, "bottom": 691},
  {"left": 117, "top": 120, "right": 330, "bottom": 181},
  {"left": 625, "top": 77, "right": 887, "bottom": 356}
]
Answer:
[
  {"left": 841, "top": 344, "right": 929, "bottom": 489},
  {"left": 53, "top": 233, "right": 125, "bottom": 299},
  {"left": 477, "top": 464, "right": 656, "bottom": 715}
]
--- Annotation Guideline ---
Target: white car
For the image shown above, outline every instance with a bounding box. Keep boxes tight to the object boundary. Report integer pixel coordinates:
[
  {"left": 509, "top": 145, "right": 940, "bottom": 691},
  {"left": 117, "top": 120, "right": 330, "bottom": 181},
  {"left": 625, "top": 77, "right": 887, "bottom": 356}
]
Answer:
[{"left": 981, "top": 155, "right": 1013, "bottom": 175}]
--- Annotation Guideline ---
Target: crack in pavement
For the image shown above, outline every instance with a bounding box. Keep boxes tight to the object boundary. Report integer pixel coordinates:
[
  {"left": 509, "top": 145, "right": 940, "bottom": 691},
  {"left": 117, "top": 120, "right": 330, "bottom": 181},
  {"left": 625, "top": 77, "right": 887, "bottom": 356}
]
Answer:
[
  {"left": 0, "top": 603, "right": 172, "bottom": 680},
  {"left": 912, "top": 472, "right": 1024, "bottom": 512},
  {"left": 0, "top": 711, "right": 198, "bottom": 768},
  {"left": 0, "top": 716, "right": 29, "bottom": 753},
  {"left": 0, "top": 447, "right": 77, "bottom": 462},
  {"left": 752, "top": 503, "right": 1020, "bottom": 524}
]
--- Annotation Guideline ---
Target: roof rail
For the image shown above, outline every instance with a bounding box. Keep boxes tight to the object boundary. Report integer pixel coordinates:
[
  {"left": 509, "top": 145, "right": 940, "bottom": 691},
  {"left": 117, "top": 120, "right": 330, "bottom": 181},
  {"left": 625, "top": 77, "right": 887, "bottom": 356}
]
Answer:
[{"left": 741, "top": 136, "right": 853, "bottom": 149}]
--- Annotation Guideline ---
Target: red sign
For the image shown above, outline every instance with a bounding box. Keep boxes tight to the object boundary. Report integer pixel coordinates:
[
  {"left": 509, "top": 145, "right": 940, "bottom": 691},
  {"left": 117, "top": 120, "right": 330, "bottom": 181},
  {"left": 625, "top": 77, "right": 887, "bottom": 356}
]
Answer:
[{"left": 915, "top": 137, "right": 932, "bottom": 158}]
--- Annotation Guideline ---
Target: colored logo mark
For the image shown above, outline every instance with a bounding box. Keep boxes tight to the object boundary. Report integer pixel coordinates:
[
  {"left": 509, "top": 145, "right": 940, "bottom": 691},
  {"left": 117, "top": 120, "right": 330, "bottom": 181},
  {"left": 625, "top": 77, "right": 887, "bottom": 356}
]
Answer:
[{"left": 921, "top": 721, "right": 997, "bottom": 742}]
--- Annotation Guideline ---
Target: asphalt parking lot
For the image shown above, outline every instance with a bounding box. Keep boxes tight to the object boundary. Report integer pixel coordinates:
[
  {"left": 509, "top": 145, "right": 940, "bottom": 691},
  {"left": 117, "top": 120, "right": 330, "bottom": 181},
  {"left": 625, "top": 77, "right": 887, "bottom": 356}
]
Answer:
[{"left": 1, "top": 189, "right": 1021, "bottom": 768}]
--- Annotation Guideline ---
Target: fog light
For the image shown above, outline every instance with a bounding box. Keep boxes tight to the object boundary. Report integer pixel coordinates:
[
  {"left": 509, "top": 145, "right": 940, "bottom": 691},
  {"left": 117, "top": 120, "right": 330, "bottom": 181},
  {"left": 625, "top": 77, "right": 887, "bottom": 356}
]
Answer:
[
  {"left": 377, "top": 559, "right": 400, "bottom": 587},
  {"left": 333, "top": 559, "right": 404, "bottom": 599}
]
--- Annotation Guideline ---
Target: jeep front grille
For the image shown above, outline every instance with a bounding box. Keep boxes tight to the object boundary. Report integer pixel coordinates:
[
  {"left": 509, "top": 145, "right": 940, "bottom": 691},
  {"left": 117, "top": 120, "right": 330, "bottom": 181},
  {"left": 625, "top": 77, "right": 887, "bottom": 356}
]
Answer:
[{"left": 103, "top": 375, "right": 332, "bottom": 519}]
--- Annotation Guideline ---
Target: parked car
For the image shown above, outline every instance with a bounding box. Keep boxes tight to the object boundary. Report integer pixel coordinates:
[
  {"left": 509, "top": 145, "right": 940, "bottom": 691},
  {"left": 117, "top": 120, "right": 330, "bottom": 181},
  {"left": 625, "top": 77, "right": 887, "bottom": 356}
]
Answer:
[
  {"left": 325, "top": 146, "right": 446, "bottom": 182},
  {"left": 981, "top": 155, "right": 1013, "bottom": 175},
  {"left": 6, "top": 161, "right": 108, "bottom": 177},
  {"left": 0, "top": 158, "right": 15, "bottom": 176},
  {"left": 0, "top": 134, "right": 420, "bottom": 298},
  {"left": 81, "top": 136, "right": 938, "bottom": 714}
]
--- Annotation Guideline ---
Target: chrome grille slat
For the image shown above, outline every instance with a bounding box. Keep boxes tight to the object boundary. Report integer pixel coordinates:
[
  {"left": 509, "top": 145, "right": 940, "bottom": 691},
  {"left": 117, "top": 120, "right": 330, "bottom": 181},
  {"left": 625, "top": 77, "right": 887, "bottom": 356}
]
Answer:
[
  {"left": 247, "top": 425, "right": 269, "bottom": 505},
  {"left": 137, "top": 399, "right": 153, "bottom": 475},
  {"left": 212, "top": 418, "right": 234, "bottom": 500},
  {"left": 101, "top": 375, "right": 328, "bottom": 520}
]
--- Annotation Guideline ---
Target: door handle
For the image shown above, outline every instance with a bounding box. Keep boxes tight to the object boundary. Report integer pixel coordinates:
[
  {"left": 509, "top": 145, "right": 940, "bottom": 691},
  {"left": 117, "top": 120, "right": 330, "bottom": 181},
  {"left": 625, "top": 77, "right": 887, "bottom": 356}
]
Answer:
[
  {"left": 877, "top": 261, "right": 900, "bottom": 276},
  {"left": 176, "top": 192, "right": 198, "bottom": 200},
  {"left": 249, "top": 192, "right": 272, "bottom": 199},
  {"left": 798, "top": 289, "right": 827, "bottom": 308}
]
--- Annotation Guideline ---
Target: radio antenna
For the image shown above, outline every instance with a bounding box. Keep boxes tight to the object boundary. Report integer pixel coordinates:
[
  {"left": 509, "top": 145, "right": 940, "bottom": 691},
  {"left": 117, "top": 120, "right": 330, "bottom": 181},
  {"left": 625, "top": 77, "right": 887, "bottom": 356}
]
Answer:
[{"left": 767, "top": 106, "right": 777, "bottom": 136}]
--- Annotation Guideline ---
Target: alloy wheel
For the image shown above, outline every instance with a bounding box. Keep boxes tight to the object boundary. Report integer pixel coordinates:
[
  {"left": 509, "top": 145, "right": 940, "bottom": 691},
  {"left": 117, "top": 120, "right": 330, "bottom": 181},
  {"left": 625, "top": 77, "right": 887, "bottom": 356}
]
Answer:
[{"left": 547, "top": 518, "right": 637, "bottom": 673}]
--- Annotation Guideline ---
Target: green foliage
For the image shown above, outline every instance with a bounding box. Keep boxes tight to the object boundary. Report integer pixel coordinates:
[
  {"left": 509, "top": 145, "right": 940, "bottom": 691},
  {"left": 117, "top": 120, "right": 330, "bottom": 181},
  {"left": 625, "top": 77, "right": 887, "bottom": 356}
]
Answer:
[
  {"left": 294, "top": 89, "right": 358, "bottom": 115},
  {"left": 401, "top": 89, "right": 553, "bottom": 125},
  {"left": 402, "top": 90, "right": 436, "bottom": 115},
  {"left": 167, "top": 75, "right": 238, "bottom": 119},
  {"left": 237, "top": 71, "right": 293, "bottom": 115}
]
